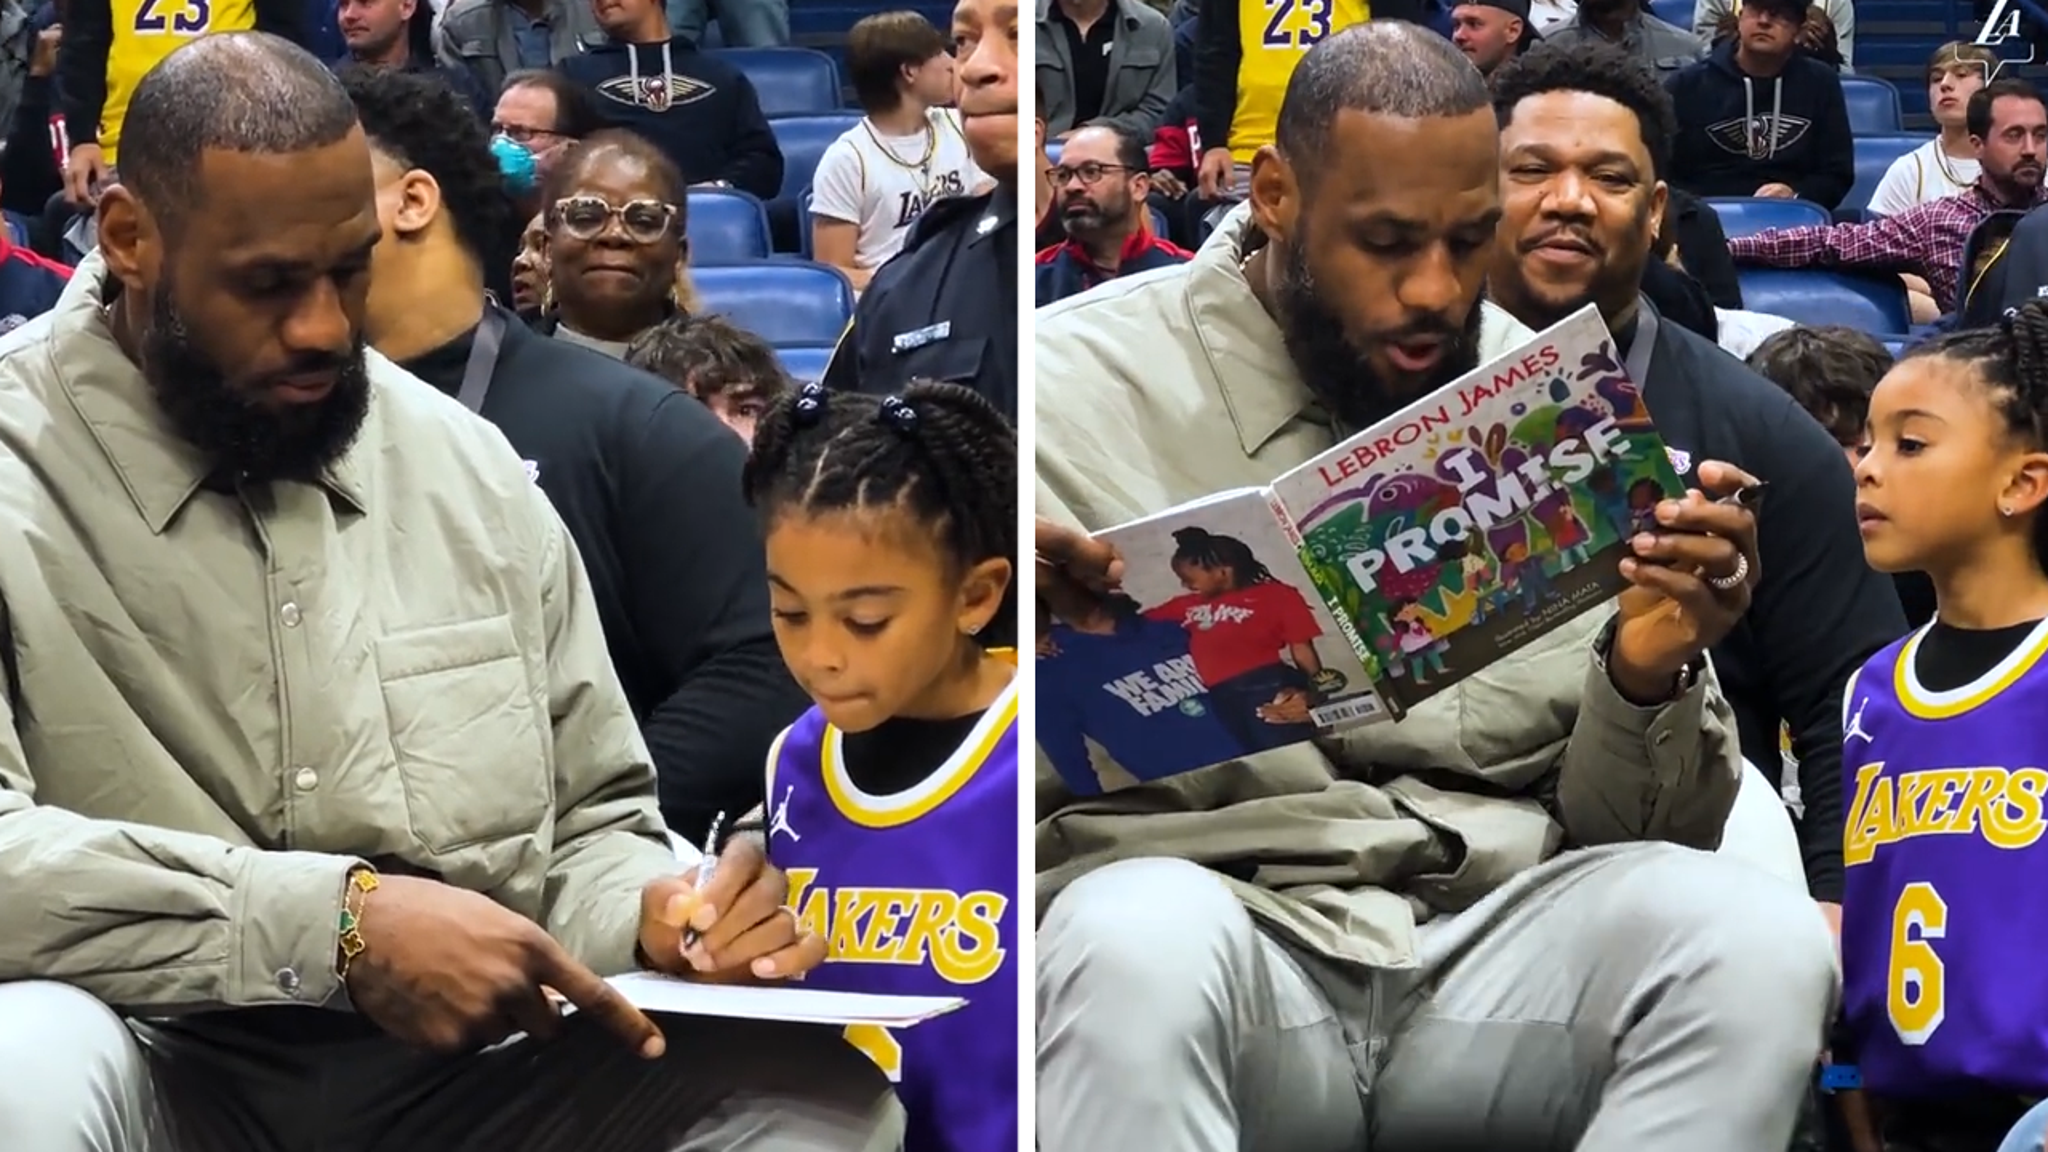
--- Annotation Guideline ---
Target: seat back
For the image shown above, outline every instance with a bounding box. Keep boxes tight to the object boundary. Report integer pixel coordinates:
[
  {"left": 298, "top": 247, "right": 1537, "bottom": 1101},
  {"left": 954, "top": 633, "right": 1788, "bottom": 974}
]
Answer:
[
  {"left": 776, "top": 344, "right": 835, "bottom": 384},
  {"left": 1841, "top": 76, "right": 1904, "bottom": 135},
  {"left": 1704, "top": 196, "right": 1831, "bottom": 238},
  {"left": 1647, "top": 0, "right": 1694, "bottom": 28},
  {"left": 691, "top": 262, "right": 856, "bottom": 346},
  {"left": 1737, "top": 269, "right": 1911, "bottom": 334},
  {"left": 1844, "top": 133, "right": 1929, "bottom": 213},
  {"left": 684, "top": 188, "right": 773, "bottom": 263},
  {"left": 769, "top": 114, "right": 859, "bottom": 204},
  {"left": 714, "top": 47, "right": 842, "bottom": 117}
]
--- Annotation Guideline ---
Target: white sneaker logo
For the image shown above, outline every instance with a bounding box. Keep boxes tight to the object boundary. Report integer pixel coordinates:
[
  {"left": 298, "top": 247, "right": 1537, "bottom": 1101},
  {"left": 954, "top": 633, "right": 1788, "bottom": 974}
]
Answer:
[{"left": 769, "top": 784, "right": 801, "bottom": 843}]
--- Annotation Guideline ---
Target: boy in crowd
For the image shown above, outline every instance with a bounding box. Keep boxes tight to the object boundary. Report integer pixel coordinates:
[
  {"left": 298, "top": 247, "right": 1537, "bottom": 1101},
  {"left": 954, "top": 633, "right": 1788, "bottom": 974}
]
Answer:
[
  {"left": 626, "top": 314, "right": 790, "bottom": 442},
  {"left": 1746, "top": 325, "right": 1932, "bottom": 628},
  {"left": 810, "top": 10, "right": 986, "bottom": 291}
]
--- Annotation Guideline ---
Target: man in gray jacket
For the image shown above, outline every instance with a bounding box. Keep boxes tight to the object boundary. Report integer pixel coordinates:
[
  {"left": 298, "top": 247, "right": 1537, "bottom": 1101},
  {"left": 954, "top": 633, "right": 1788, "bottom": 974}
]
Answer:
[
  {"left": 434, "top": 0, "right": 601, "bottom": 99},
  {"left": 1036, "top": 0, "right": 1176, "bottom": 139},
  {"left": 1034, "top": 23, "right": 1836, "bottom": 1152}
]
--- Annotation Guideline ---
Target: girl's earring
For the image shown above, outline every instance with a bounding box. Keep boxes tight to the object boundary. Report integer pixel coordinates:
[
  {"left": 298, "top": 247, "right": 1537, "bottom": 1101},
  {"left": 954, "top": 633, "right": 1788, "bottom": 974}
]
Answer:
[
  {"left": 2003, "top": 506, "right": 2015, "bottom": 518},
  {"left": 541, "top": 281, "right": 554, "bottom": 313}
]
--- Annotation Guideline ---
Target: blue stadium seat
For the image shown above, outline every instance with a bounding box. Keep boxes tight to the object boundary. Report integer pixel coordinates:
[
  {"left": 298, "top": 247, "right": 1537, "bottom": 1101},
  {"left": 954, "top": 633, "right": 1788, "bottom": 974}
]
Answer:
[
  {"left": 1882, "top": 338, "right": 1908, "bottom": 358},
  {"left": 715, "top": 48, "right": 842, "bottom": 118},
  {"left": 685, "top": 188, "right": 773, "bottom": 263},
  {"left": 1843, "top": 133, "right": 1929, "bottom": 214},
  {"left": 1841, "top": 76, "right": 1904, "bottom": 135},
  {"left": 1738, "top": 269, "right": 1911, "bottom": 334},
  {"left": 777, "top": 344, "right": 834, "bottom": 384},
  {"left": 1647, "top": 0, "right": 1693, "bottom": 28},
  {"left": 692, "top": 262, "right": 856, "bottom": 346},
  {"left": 769, "top": 114, "right": 859, "bottom": 250},
  {"left": 1046, "top": 139, "right": 1063, "bottom": 166},
  {"left": 1705, "top": 196, "right": 1831, "bottom": 238}
]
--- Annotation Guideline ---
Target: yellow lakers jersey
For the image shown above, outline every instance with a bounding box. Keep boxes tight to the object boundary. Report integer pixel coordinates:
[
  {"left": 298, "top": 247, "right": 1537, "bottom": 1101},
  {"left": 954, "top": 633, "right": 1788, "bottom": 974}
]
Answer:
[
  {"left": 99, "top": 0, "right": 258, "bottom": 163},
  {"left": 1228, "top": 0, "right": 1371, "bottom": 160}
]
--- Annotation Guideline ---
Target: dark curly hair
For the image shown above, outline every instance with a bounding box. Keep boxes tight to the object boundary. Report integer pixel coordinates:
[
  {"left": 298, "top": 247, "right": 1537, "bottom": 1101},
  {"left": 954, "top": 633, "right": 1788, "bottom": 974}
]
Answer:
[
  {"left": 1904, "top": 301, "right": 2048, "bottom": 573},
  {"left": 1746, "top": 326, "right": 1893, "bottom": 448},
  {"left": 340, "top": 66, "right": 515, "bottom": 271},
  {"left": 1491, "top": 39, "right": 1677, "bottom": 180},
  {"left": 742, "top": 380, "right": 1018, "bottom": 647}
]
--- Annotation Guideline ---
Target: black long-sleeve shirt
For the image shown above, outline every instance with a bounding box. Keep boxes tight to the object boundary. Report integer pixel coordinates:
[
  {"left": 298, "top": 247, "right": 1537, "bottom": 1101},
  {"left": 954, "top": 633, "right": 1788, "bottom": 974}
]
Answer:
[
  {"left": 400, "top": 306, "right": 811, "bottom": 842},
  {"left": 57, "top": 0, "right": 305, "bottom": 152},
  {"left": 1629, "top": 301, "right": 1908, "bottom": 901}
]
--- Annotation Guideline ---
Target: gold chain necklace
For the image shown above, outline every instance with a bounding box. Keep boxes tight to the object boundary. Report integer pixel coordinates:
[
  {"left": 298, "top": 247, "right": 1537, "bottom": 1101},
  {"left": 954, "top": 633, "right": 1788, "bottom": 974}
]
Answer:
[{"left": 862, "top": 115, "right": 939, "bottom": 185}]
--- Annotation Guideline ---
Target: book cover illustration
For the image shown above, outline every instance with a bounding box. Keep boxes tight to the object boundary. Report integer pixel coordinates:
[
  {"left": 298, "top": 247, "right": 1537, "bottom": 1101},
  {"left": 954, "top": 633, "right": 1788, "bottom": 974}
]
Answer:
[
  {"left": 1269, "top": 305, "right": 1685, "bottom": 716},
  {"left": 1035, "top": 489, "right": 1385, "bottom": 796}
]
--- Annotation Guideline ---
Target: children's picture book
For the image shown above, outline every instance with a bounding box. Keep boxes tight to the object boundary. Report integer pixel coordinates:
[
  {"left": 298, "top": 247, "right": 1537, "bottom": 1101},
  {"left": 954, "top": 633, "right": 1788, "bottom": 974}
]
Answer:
[{"left": 1037, "top": 304, "right": 1688, "bottom": 794}]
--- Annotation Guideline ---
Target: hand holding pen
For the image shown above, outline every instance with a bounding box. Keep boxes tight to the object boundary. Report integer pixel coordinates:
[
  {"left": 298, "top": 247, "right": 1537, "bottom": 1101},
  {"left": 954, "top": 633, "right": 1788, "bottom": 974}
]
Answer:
[{"left": 634, "top": 813, "right": 825, "bottom": 982}]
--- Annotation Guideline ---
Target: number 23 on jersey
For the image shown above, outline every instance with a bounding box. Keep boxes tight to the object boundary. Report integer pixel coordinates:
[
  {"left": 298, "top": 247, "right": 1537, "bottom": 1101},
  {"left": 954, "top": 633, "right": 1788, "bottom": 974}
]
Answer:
[
  {"left": 131, "top": 0, "right": 211, "bottom": 35},
  {"left": 1260, "top": 0, "right": 1332, "bottom": 48}
]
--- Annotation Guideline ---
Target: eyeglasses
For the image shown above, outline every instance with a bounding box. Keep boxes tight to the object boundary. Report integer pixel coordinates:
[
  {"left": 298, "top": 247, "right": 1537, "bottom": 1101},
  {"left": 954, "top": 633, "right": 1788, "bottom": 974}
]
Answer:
[
  {"left": 1049, "top": 162, "right": 1134, "bottom": 187},
  {"left": 552, "top": 196, "right": 679, "bottom": 245},
  {"left": 493, "top": 123, "right": 567, "bottom": 146}
]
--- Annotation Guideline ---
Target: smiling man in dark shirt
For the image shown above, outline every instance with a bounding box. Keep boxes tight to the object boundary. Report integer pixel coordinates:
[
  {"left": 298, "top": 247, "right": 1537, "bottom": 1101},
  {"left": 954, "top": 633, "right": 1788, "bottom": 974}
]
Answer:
[
  {"left": 1486, "top": 41, "right": 1907, "bottom": 914},
  {"left": 341, "top": 66, "right": 808, "bottom": 843}
]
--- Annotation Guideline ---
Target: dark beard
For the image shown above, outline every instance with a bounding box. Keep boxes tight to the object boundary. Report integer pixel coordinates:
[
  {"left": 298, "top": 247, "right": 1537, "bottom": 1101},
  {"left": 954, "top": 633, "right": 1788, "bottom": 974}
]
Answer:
[
  {"left": 141, "top": 282, "right": 373, "bottom": 485},
  {"left": 1270, "top": 231, "right": 1484, "bottom": 432}
]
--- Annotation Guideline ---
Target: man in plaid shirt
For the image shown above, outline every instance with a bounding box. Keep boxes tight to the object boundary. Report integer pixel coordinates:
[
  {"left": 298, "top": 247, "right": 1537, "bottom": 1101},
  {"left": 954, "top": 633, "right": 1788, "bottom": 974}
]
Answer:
[{"left": 1729, "top": 78, "right": 2046, "bottom": 315}]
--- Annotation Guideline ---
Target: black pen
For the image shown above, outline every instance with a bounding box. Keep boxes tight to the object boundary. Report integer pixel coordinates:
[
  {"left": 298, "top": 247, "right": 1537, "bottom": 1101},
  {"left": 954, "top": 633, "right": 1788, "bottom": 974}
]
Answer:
[{"left": 682, "top": 810, "right": 725, "bottom": 951}]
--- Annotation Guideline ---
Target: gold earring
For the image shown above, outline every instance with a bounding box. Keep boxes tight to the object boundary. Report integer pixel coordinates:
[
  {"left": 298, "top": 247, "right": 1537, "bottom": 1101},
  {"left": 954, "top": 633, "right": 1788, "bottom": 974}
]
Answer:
[{"left": 541, "top": 282, "right": 554, "bottom": 313}]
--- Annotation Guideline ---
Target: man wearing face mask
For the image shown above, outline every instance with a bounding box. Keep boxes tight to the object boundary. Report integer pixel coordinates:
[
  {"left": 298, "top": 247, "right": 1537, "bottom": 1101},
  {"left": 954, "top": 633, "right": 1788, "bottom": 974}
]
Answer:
[
  {"left": 824, "top": 0, "right": 1019, "bottom": 419},
  {"left": 1035, "top": 22, "right": 1832, "bottom": 1152},
  {"left": 345, "top": 67, "right": 807, "bottom": 848},
  {"left": 1484, "top": 39, "right": 1906, "bottom": 971}
]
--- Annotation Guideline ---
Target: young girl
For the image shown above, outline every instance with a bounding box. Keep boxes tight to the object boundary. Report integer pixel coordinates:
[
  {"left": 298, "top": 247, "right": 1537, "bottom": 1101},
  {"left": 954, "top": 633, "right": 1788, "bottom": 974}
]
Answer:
[
  {"left": 1843, "top": 302, "right": 2048, "bottom": 1152},
  {"left": 1145, "top": 527, "right": 1334, "bottom": 753},
  {"left": 741, "top": 380, "right": 1017, "bottom": 1152}
]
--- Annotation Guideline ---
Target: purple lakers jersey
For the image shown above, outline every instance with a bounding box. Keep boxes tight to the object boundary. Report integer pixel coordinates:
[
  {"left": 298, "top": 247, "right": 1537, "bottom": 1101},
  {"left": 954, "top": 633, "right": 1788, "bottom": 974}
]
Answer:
[
  {"left": 1840, "top": 619, "right": 2048, "bottom": 1097},
  {"left": 766, "top": 674, "right": 1018, "bottom": 1152}
]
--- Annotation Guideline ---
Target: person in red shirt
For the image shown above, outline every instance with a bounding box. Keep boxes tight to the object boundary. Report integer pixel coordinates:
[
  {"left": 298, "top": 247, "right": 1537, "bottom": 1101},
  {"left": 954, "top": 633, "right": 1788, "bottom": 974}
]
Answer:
[{"left": 1142, "top": 526, "right": 1338, "bottom": 753}]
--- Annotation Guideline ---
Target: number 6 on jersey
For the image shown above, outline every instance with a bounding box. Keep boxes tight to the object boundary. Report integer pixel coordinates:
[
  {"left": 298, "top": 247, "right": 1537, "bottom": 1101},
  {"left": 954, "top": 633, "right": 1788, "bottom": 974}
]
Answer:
[{"left": 1887, "top": 881, "right": 1948, "bottom": 1045}]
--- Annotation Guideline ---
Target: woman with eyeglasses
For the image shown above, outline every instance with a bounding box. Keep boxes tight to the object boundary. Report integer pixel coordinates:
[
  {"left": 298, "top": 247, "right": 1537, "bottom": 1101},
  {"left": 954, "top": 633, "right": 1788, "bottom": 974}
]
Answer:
[{"left": 535, "top": 130, "right": 701, "bottom": 359}]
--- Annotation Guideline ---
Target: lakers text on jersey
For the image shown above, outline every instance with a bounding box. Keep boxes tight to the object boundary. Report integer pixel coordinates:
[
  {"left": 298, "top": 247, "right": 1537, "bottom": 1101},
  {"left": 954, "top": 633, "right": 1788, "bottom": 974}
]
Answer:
[
  {"left": 1839, "top": 618, "right": 2048, "bottom": 1097},
  {"left": 766, "top": 676, "right": 1018, "bottom": 1152}
]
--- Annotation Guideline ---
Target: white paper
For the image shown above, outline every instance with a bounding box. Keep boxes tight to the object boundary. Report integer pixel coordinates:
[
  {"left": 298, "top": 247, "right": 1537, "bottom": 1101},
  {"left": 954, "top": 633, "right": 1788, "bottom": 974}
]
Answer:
[{"left": 605, "top": 972, "right": 966, "bottom": 1028}]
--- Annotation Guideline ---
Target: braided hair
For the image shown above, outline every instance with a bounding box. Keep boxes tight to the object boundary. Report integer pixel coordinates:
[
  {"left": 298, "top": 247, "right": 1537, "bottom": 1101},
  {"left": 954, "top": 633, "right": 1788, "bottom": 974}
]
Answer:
[
  {"left": 1170, "top": 528, "right": 1278, "bottom": 588},
  {"left": 742, "top": 380, "right": 1018, "bottom": 647},
  {"left": 1903, "top": 300, "right": 2048, "bottom": 573}
]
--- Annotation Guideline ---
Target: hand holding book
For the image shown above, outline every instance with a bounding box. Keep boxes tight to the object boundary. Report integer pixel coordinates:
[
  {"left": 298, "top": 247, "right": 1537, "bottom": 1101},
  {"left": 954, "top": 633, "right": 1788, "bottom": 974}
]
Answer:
[{"left": 1609, "top": 461, "right": 1764, "bottom": 703}]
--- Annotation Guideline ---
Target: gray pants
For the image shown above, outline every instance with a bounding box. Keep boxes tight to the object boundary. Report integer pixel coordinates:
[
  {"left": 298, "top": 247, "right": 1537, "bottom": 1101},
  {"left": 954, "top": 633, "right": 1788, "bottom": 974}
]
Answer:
[
  {"left": 0, "top": 981, "right": 904, "bottom": 1152},
  {"left": 1038, "top": 843, "right": 1838, "bottom": 1151}
]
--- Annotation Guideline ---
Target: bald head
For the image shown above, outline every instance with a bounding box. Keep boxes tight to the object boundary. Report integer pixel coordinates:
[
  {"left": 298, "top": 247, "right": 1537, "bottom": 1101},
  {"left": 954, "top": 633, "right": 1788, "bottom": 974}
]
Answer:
[
  {"left": 1275, "top": 23, "right": 1491, "bottom": 168},
  {"left": 118, "top": 31, "right": 361, "bottom": 230}
]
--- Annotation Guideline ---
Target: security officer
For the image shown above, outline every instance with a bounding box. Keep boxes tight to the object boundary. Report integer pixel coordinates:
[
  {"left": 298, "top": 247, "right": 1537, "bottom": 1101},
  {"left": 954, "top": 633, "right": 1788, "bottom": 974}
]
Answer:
[{"left": 824, "top": 0, "right": 1019, "bottom": 420}]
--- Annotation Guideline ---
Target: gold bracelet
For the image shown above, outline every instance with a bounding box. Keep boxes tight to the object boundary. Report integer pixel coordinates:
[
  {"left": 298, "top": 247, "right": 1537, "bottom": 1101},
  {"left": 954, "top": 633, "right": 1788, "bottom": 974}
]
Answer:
[{"left": 337, "top": 867, "right": 379, "bottom": 981}]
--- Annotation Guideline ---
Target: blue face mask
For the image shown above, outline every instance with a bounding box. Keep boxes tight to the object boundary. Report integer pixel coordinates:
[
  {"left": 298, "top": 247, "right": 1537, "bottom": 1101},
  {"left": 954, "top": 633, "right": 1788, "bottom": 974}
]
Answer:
[{"left": 491, "top": 134, "right": 538, "bottom": 195}]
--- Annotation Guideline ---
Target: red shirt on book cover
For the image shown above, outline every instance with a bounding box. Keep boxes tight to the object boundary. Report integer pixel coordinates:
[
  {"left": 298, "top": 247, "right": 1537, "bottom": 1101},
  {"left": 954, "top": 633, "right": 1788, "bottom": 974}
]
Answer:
[{"left": 1146, "top": 582, "right": 1324, "bottom": 686}]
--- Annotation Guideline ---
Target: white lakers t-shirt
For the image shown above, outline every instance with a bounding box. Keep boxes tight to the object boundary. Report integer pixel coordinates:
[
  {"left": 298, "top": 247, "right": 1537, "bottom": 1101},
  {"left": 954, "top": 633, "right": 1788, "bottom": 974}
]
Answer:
[{"left": 808, "top": 109, "right": 989, "bottom": 272}]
